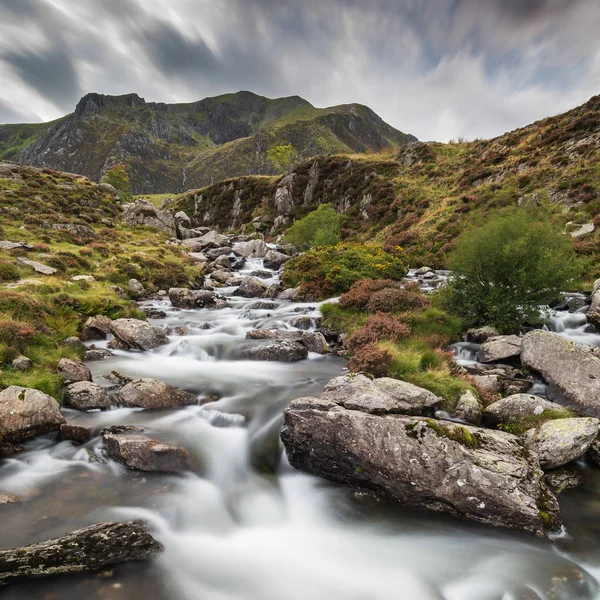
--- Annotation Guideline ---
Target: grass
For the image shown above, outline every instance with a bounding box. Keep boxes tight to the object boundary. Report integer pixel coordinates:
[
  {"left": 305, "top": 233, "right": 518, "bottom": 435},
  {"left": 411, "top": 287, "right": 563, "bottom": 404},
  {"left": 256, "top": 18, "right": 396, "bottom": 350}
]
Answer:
[{"left": 498, "top": 408, "right": 574, "bottom": 435}]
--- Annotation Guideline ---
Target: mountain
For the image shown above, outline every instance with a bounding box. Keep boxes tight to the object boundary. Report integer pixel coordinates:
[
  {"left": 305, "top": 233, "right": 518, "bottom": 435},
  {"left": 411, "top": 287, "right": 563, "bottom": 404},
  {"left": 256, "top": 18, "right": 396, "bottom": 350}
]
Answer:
[
  {"left": 0, "top": 91, "right": 416, "bottom": 194},
  {"left": 172, "top": 94, "right": 600, "bottom": 274}
]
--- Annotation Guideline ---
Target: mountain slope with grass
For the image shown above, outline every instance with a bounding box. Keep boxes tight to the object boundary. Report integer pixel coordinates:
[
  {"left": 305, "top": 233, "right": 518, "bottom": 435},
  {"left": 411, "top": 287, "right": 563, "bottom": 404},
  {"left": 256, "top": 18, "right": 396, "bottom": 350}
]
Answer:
[{"left": 0, "top": 91, "right": 416, "bottom": 194}]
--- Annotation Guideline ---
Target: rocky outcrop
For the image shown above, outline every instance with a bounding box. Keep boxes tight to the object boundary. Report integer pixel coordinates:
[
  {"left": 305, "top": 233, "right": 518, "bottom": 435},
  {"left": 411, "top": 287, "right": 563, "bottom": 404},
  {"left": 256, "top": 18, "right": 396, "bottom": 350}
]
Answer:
[
  {"left": 109, "top": 318, "right": 169, "bottom": 351},
  {"left": 168, "top": 288, "right": 217, "bottom": 309},
  {"left": 521, "top": 330, "right": 600, "bottom": 417},
  {"left": 57, "top": 358, "right": 92, "bottom": 383},
  {"left": 281, "top": 391, "right": 560, "bottom": 536},
  {"left": 522, "top": 418, "right": 599, "bottom": 469},
  {"left": 477, "top": 335, "right": 522, "bottom": 363},
  {"left": 116, "top": 378, "right": 198, "bottom": 409},
  {"left": 121, "top": 200, "right": 176, "bottom": 237},
  {"left": 483, "top": 394, "right": 568, "bottom": 428},
  {"left": 63, "top": 381, "right": 113, "bottom": 411},
  {"left": 0, "top": 521, "right": 162, "bottom": 584},
  {"left": 0, "top": 386, "right": 65, "bottom": 444}
]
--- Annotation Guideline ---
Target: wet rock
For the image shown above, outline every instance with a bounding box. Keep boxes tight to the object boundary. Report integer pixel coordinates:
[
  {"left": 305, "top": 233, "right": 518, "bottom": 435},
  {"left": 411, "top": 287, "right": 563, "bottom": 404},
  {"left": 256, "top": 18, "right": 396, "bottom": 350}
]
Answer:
[
  {"left": 0, "top": 521, "right": 162, "bottom": 583},
  {"left": 63, "top": 381, "right": 113, "bottom": 411},
  {"left": 521, "top": 330, "right": 600, "bottom": 417},
  {"left": 544, "top": 467, "right": 583, "bottom": 494},
  {"left": 61, "top": 336, "right": 84, "bottom": 350},
  {"left": 263, "top": 250, "right": 289, "bottom": 270},
  {"left": 277, "top": 287, "right": 300, "bottom": 301},
  {"left": 265, "top": 284, "right": 282, "bottom": 299},
  {"left": 11, "top": 355, "right": 32, "bottom": 372},
  {"left": 587, "top": 278, "right": 600, "bottom": 325},
  {"left": 522, "top": 417, "right": 599, "bottom": 469},
  {"left": 299, "top": 331, "right": 329, "bottom": 354},
  {"left": 249, "top": 270, "right": 273, "bottom": 279},
  {"left": 281, "top": 393, "right": 560, "bottom": 536},
  {"left": 247, "top": 301, "right": 279, "bottom": 310},
  {"left": 466, "top": 326, "right": 500, "bottom": 344},
  {"left": 245, "top": 340, "right": 308, "bottom": 362},
  {"left": 0, "top": 493, "right": 20, "bottom": 505},
  {"left": 121, "top": 200, "right": 176, "bottom": 237},
  {"left": 500, "top": 378, "right": 534, "bottom": 396},
  {"left": 144, "top": 308, "right": 167, "bottom": 319},
  {"left": 477, "top": 335, "right": 522, "bottom": 363},
  {"left": 453, "top": 390, "right": 482, "bottom": 425},
  {"left": 232, "top": 239, "right": 268, "bottom": 258},
  {"left": 59, "top": 423, "right": 93, "bottom": 444},
  {"left": 57, "top": 358, "right": 92, "bottom": 382},
  {"left": 483, "top": 395, "right": 569, "bottom": 428},
  {"left": 290, "top": 315, "right": 320, "bottom": 330},
  {"left": 414, "top": 266, "right": 432, "bottom": 275},
  {"left": 166, "top": 326, "right": 187, "bottom": 336},
  {"left": 250, "top": 415, "right": 283, "bottom": 474},
  {"left": 101, "top": 425, "right": 146, "bottom": 436},
  {"left": 210, "top": 270, "right": 234, "bottom": 284},
  {"left": 0, "top": 386, "right": 65, "bottom": 444},
  {"left": 168, "top": 287, "right": 217, "bottom": 308},
  {"left": 128, "top": 278, "right": 145, "bottom": 297},
  {"left": 17, "top": 257, "right": 57, "bottom": 275},
  {"left": 215, "top": 298, "right": 231, "bottom": 309},
  {"left": 103, "top": 433, "right": 192, "bottom": 472},
  {"left": 103, "top": 370, "right": 133, "bottom": 386},
  {"left": 116, "top": 378, "right": 198, "bottom": 409},
  {"left": 472, "top": 374, "right": 500, "bottom": 394},
  {"left": 84, "top": 348, "right": 113, "bottom": 361},
  {"left": 109, "top": 318, "right": 169, "bottom": 351},
  {"left": 81, "top": 315, "right": 113, "bottom": 341},
  {"left": 234, "top": 276, "right": 266, "bottom": 298}
]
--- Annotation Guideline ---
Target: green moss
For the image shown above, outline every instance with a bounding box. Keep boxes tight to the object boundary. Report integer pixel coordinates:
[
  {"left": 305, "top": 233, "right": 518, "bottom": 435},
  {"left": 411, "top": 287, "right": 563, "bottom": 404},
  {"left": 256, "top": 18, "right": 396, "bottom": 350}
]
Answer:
[{"left": 424, "top": 420, "right": 480, "bottom": 449}]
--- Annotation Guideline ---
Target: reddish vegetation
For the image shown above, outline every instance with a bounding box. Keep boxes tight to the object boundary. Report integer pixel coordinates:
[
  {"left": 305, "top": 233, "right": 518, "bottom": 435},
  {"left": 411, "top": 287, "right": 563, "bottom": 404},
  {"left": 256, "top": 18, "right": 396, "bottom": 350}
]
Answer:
[
  {"left": 347, "top": 313, "right": 411, "bottom": 351},
  {"left": 366, "top": 287, "right": 430, "bottom": 313},
  {"left": 348, "top": 342, "right": 392, "bottom": 378},
  {"left": 339, "top": 279, "right": 398, "bottom": 310}
]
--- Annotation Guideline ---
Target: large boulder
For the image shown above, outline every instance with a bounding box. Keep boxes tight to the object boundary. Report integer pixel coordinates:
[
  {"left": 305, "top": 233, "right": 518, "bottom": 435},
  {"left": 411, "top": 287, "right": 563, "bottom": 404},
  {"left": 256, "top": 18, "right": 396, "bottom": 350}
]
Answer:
[
  {"left": 57, "top": 358, "right": 92, "bottom": 383},
  {"left": 245, "top": 329, "right": 328, "bottom": 354},
  {"left": 281, "top": 394, "right": 561, "bottom": 536},
  {"left": 168, "top": 288, "right": 217, "bottom": 308},
  {"left": 121, "top": 200, "right": 176, "bottom": 237},
  {"left": 522, "top": 417, "right": 599, "bottom": 469},
  {"left": 466, "top": 326, "right": 500, "bottom": 344},
  {"left": 232, "top": 239, "right": 268, "bottom": 258},
  {"left": 0, "top": 386, "right": 65, "bottom": 444},
  {"left": 63, "top": 381, "right": 114, "bottom": 411},
  {"left": 103, "top": 433, "right": 192, "bottom": 472},
  {"left": 116, "top": 378, "right": 198, "bottom": 409},
  {"left": 477, "top": 335, "right": 522, "bottom": 363},
  {"left": 195, "top": 230, "right": 228, "bottom": 249},
  {"left": 80, "top": 315, "right": 112, "bottom": 341},
  {"left": 521, "top": 330, "right": 600, "bottom": 417},
  {"left": 0, "top": 521, "right": 162, "bottom": 584},
  {"left": 234, "top": 276, "right": 266, "bottom": 298},
  {"left": 109, "top": 318, "right": 169, "bottom": 351},
  {"left": 483, "top": 394, "right": 569, "bottom": 428},
  {"left": 263, "top": 249, "right": 289, "bottom": 270},
  {"left": 244, "top": 340, "right": 308, "bottom": 362}
]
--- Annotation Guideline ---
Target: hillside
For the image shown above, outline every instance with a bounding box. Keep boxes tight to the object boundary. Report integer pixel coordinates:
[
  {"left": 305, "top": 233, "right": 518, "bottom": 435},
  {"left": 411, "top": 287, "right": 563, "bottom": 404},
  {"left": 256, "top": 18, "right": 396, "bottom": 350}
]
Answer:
[
  {"left": 0, "top": 91, "right": 415, "bottom": 194},
  {"left": 173, "top": 94, "right": 600, "bottom": 277}
]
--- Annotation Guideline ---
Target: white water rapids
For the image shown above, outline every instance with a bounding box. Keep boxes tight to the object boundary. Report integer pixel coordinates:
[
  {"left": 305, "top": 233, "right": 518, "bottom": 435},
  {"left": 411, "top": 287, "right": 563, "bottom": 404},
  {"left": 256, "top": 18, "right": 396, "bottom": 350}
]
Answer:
[{"left": 1, "top": 264, "right": 600, "bottom": 599}]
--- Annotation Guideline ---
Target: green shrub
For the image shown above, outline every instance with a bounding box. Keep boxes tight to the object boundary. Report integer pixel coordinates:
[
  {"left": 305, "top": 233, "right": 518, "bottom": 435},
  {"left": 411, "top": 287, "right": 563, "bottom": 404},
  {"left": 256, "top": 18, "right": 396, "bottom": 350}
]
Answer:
[
  {"left": 285, "top": 204, "right": 341, "bottom": 249},
  {"left": 0, "top": 262, "right": 20, "bottom": 282},
  {"left": 439, "top": 209, "right": 582, "bottom": 332}
]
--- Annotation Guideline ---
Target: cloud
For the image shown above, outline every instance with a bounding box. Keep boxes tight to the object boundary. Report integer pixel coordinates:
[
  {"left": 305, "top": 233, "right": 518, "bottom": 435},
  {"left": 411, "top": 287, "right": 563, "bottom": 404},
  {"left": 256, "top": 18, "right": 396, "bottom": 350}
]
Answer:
[{"left": 0, "top": 0, "right": 598, "bottom": 141}]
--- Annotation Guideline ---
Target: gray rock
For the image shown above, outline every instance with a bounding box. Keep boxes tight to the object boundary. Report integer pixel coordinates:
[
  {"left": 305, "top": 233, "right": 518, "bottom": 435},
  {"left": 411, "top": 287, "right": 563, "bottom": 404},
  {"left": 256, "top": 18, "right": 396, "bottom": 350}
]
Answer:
[
  {"left": 0, "top": 521, "right": 162, "bottom": 584},
  {"left": 263, "top": 250, "right": 289, "bottom": 270},
  {"left": 63, "top": 381, "right": 113, "bottom": 411},
  {"left": 116, "top": 378, "right": 197, "bottom": 409},
  {"left": 174, "top": 210, "right": 192, "bottom": 228},
  {"left": 210, "top": 269, "right": 234, "bottom": 284},
  {"left": 587, "top": 438, "right": 600, "bottom": 466},
  {"left": 0, "top": 493, "right": 20, "bottom": 505},
  {"left": 235, "top": 276, "right": 266, "bottom": 298},
  {"left": 121, "top": 200, "right": 176, "bottom": 237},
  {"left": 466, "top": 326, "right": 500, "bottom": 344},
  {"left": 84, "top": 348, "right": 114, "bottom": 361},
  {"left": 277, "top": 287, "right": 299, "bottom": 301},
  {"left": 472, "top": 374, "right": 500, "bottom": 394},
  {"left": 299, "top": 331, "right": 329, "bottom": 354},
  {"left": 587, "top": 278, "right": 600, "bottom": 325},
  {"left": 17, "top": 257, "right": 57, "bottom": 275},
  {"left": 128, "top": 278, "right": 145, "bottom": 296},
  {"left": 80, "top": 315, "right": 113, "bottom": 341},
  {"left": 245, "top": 340, "right": 308, "bottom": 362},
  {"left": 477, "top": 335, "right": 522, "bottom": 363},
  {"left": 483, "top": 394, "right": 568, "bottom": 428},
  {"left": 98, "top": 182, "right": 118, "bottom": 196},
  {"left": 571, "top": 223, "right": 595, "bottom": 238},
  {"left": 521, "top": 330, "right": 600, "bottom": 417},
  {"left": 281, "top": 395, "right": 560, "bottom": 536},
  {"left": 453, "top": 390, "right": 482, "bottom": 425},
  {"left": 57, "top": 358, "right": 92, "bottom": 382},
  {"left": 168, "top": 287, "right": 217, "bottom": 308},
  {"left": 195, "top": 230, "right": 228, "bottom": 249},
  {"left": 103, "top": 370, "right": 132, "bottom": 386},
  {"left": 187, "top": 251, "right": 209, "bottom": 263},
  {"left": 522, "top": 417, "right": 599, "bottom": 469},
  {"left": 0, "top": 240, "right": 34, "bottom": 251},
  {"left": 289, "top": 316, "right": 319, "bottom": 330},
  {"left": 11, "top": 355, "right": 32, "bottom": 372},
  {"left": 103, "top": 433, "right": 192, "bottom": 472},
  {"left": 248, "top": 301, "right": 279, "bottom": 310},
  {"left": 232, "top": 239, "right": 268, "bottom": 258},
  {"left": 59, "top": 423, "right": 92, "bottom": 444},
  {"left": 414, "top": 266, "right": 432, "bottom": 275},
  {"left": 61, "top": 336, "right": 84, "bottom": 350},
  {"left": 544, "top": 467, "right": 583, "bottom": 494},
  {"left": 213, "top": 254, "right": 231, "bottom": 269},
  {"left": 71, "top": 274, "right": 95, "bottom": 282},
  {"left": 0, "top": 386, "right": 65, "bottom": 444},
  {"left": 109, "top": 318, "right": 169, "bottom": 351}
]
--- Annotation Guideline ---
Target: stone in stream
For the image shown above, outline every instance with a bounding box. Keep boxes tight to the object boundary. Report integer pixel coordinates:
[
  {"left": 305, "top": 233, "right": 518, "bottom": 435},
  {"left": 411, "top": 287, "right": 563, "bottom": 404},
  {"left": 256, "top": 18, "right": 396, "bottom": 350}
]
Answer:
[
  {"left": 234, "top": 276, "right": 266, "bottom": 298},
  {"left": 109, "top": 318, "right": 169, "bottom": 351},
  {"left": 244, "top": 340, "right": 308, "bottom": 362},
  {"left": 57, "top": 358, "right": 92, "bottom": 382},
  {"left": 522, "top": 418, "right": 599, "bottom": 469},
  {"left": 263, "top": 249, "right": 289, "bottom": 270},
  {"left": 281, "top": 389, "right": 561, "bottom": 537},
  {"left": 453, "top": 390, "right": 482, "bottom": 425},
  {"left": 116, "top": 378, "right": 198, "bottom": 409},
  {"left": 210, "top": 269, "right": 234, "bottom": 284},
  {"left": 483, "top": 394, "right": 570, "bottom": 428},
  {"left": 277, "top": 287, "right": 300, "bottom": 301},
  {"left": 247, "top": 301, "right": 279, "bottom": 310},
  {"left": 168, "top": 287, "right": 217, "bottom": 308},
  {"left": 544, "top": 467, "right": 583, "bottom": 494},
  {"left": 80, "top": 315, "right": 113, "bottom": 341},
  {"left": 476, "top": 335, "right": 522, "bottom": 363},
  {"left": 62, "top": 381, "right": 114, "bottom": 411},
  {"left": 103, "top": 433, "right": 192, "bottom": 472},
  {"left": 17, "top": 256, "right": 57, "bottom": 275},
  {"left": 466, "top": 326, "right": 500, "bottom": 344},
  {"left": 587, "top": 278, "right": 600, "bottom": 325},
  {"left": 60, "top": 423, "right": 93, "bottom": 444},
  {"left": 128, "top": 278, "right": 145, "bottom": 297},
  {"left": 0, "top": 386, "right": 65, "bottom": 444},
  {"left": 232, "top": 239, "right": 268, "bottom": 258},
  {"left": 0, "top": 521, "right": 162, "bottom": 584},
  {"left": 83, "top": 347, "right": 114, "bottom": 361},
  {"left": 0, "top": 493, "right": 20, "bottom": 505},
  {"left": 521, "top": 330, "right": 600, "bottom": 417},
  {"left": 245, "top": 329, "right": 329, "bottom": 354}
]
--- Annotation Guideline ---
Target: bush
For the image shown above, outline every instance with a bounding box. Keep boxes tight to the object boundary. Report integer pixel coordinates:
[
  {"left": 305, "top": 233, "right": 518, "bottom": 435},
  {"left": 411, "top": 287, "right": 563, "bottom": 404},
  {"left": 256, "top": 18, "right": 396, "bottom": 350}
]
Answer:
[
  {"left": 339, "top": 279, "right": 398, "bottom": 310},
  {"left": 0, "top": 262, "right": 20, "bottom": 282},
  {"left": 0, "top": 319, "right": 38, "bottom": 351},
  {"left": 347, "top": 313, "right": 411, "bottom": 351},
  {"left": 285, "top": 204, "right": 341, "bottom": 249},
  {"left": 366, "top": 287, "right": 430, "bottom": 313},
  {"left": 283, "top": 243, "right": 407, "bottom": 300},
  {"left": 439, "top": 209, "right": 582, "bottom": 332},
  {"left": 348, "top": 342, "right": 392, "bottom": 377}
]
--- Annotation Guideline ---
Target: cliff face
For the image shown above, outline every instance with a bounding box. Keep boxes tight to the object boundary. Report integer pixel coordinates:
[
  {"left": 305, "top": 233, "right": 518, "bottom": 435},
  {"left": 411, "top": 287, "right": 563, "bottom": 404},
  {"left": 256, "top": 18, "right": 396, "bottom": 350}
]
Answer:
[{"left": 0, "top": 91, "right": 416, "bottom": 193}]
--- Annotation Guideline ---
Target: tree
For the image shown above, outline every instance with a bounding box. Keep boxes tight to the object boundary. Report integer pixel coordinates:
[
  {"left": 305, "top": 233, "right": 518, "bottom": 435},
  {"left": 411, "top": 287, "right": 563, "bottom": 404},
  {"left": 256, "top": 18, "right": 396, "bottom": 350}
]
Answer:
[
  {"left": 267, "top": 144, "right": 297, "bottom": 172},
  {"left": 439, "top": 209, "right": 582, "bottom": 332},
  {"left": 285, "top": 204, "right": 341, "bottom": 249},
  {"left": 101, "top": 163, "right": 132, "bottom": 201}
]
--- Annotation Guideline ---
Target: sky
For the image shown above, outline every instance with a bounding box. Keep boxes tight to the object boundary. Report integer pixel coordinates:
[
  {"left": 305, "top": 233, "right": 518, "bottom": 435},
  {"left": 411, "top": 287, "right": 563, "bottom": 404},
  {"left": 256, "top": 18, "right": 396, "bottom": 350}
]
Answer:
[{"left": 0, "top": 0, "right": 599, "bottom": 142}]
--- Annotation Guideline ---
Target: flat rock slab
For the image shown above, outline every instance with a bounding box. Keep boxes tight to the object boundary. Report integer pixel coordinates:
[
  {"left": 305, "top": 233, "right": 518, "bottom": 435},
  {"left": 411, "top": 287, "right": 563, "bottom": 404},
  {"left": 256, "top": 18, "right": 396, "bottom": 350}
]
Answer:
[
  {"left": 0, "top": 521, "right": 162, "bottom": 584},
  {"left": 109, "top": 318, "right": 169, "bottom": 351},
  {"left": 116, "top": 378, "right": 198, "bottom": 409},
  {"left": 17, "top": 257, "right": 57, "bottom": 275},
  {"left": 0, "top": 241, "right": 34, "bottom": 251},
  {"left": 477, "top": 335, "right": 522, "bottom": 363}
]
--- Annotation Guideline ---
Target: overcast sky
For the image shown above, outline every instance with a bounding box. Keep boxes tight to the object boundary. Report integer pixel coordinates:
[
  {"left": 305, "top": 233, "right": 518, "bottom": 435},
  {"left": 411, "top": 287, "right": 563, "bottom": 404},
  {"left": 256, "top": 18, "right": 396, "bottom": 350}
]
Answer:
[{"left": 0, "top": 0, "right": 599, "bottom": 141}]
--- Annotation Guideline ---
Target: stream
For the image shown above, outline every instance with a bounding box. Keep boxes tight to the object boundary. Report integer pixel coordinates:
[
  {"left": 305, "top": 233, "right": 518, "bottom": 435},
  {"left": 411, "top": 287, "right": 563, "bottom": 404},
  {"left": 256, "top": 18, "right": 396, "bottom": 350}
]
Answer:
[{"left": 2, "top": 265, "right": 600, "bottom": 599}]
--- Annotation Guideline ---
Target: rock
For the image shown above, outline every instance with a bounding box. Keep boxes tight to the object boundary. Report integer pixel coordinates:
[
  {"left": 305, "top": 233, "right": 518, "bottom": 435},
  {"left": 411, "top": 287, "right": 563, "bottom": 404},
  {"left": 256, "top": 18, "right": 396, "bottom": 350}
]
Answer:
[
  {"left": 196, "top": 230, "right": 228, "bottom": 249},
  {"left": 98, "top": 182, "right": 118, "bottom": 196},
  {"left": 168, "top": 288, "right": 217, "bottom": 308},
  {"left": 59, "top": 423, "right": 93, "bottom": 444},
  {"left": 0, "top": 493, "right": 20, "bottom": 505},
  {"left": 213, "top": 254, "right": 231, "bottom": 269},
  {"left": 466, "top": 326, "right": 500, "bottom": 344},
  {"left": 247, "top": 301, "right": 279, "bottom": 310},
  {"left": 0, "top": 521, "right": 162, "bottom": 583},
  {"left": 166, "top": 326, "right": 187, "bottom": 336},
  {"left": 206, "top": 246, "right": 232, "bottom": 259},
  {"left": 281, "top": 395, "right": 560, "bottom": 536},
  {"left": 299, "top": 331, "right": 329, "bottom": 354},
  {"left": 277, "top": 287, "right": 299, "bottom": 301},
  {"left": 587, "top": 278, "right": 600, "bottom": 325},
  {"left": 109, "top": 318, "right": 169, "bottom": 351},
  {"left": 84, "top": 348, "right": 114, "bottom": 361},
  {"left": 570, "top": 223, "right": 595, "bottom": 238},
  {"left": 116, "top": 378, "right": 198, "bottom": 409},
  {"left": 500, "top": 378, "right": 534, "bottom": 396},
  {"left": 187, "top": 251, "right": 209, "bottom": 263},
  {"left": 103, "top": 433, "right": 192, "bottom": 472},
  {"left": 245, "top": 340, "right": 308, "bottom": 362},
  {"left": 57, "top": 358, "right": 92, "bottom": 382},
  {"left": 544, "top": 467, "right": 583, "bottom": 494},
  {"left": 63, "top": 382, "right": 113, "bottom": 411},
  {"left": 144, "top": 308, "right": 167, "bottom": 319},
  {"left": 472, "top": 374, "right": 500, "bottom": 394},
  {"left": 0, "top": 386, "right": 65, "bottom": 444},
  {"left": 121, "top": 200, "right": 176, "bottom": 237},
  {"left": 232, "top": 239, "right": 268, "bottom": 258},
  {"left": 453, "top": 390, "right": 482, "bottom": 425},
  {"left": 128, "top": 278, "right": 145, "bottom": 296},
  {"left": 265, "top": 284, "right": 282, "bottom": 299},
  {"left": 81, "top": 315, "right": 113, "bottom": 341},
  {"left": 477, "top": 335, "right": 522, "bottom": 363},
  {"left": 521, "top": 330, "right": 600, "bottom": 417},
  {"left": 289, "top": 316, "right": 319, "bottom": 330},
  {"left": 174, "top": 210, "right": 192, "bottom": 228},
  {"left": 101, "top": 425, "right": 146, "bottom": 436},
  {"left": 11, "top": 355, "right": 32, "bottom": 372},
  {"left": 61, "top": 336, "right": 84, "bottom": 350},
  {"left": 0, "top": 240, "right": 34, "bottom": 251},
  {"left": 234, "top": 276, "right": 266, "bottom": 298},
  {"left": 210, "top": 270, "right": 234, "bottom": 284},
  {"left": 483, "top": 394, "right": 568, "bottom": 428},
  {"left": 522, "top": 418, "right": 599, "bottom": 469},
  {"left": 215, "top": 298, "right": 231, "bottom": 309},
  {"left": 17, "top": 257, "right": 57, "bottom": 275},
  {"left": 71, "top": 274, "right": 95, "bottom": 282},
  {"left": 103, "top": 370, "right": 133, "bottom": 386},
  {"left": 263, "top": 250, "right": 289, "bottom": 270}
]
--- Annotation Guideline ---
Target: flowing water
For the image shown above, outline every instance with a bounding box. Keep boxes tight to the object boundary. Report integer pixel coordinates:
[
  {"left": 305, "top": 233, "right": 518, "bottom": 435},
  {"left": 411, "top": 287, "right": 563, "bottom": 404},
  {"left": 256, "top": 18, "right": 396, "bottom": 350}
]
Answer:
[{"left": 3, "top": 265, "right": 600, "bottom": 599}]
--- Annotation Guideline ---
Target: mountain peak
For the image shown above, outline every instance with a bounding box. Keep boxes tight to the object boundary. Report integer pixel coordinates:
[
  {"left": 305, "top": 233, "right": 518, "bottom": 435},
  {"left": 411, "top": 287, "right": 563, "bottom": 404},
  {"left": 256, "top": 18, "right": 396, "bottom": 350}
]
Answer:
[{"left": 74, "top": 93, "right": 146, "bottom": 119}]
